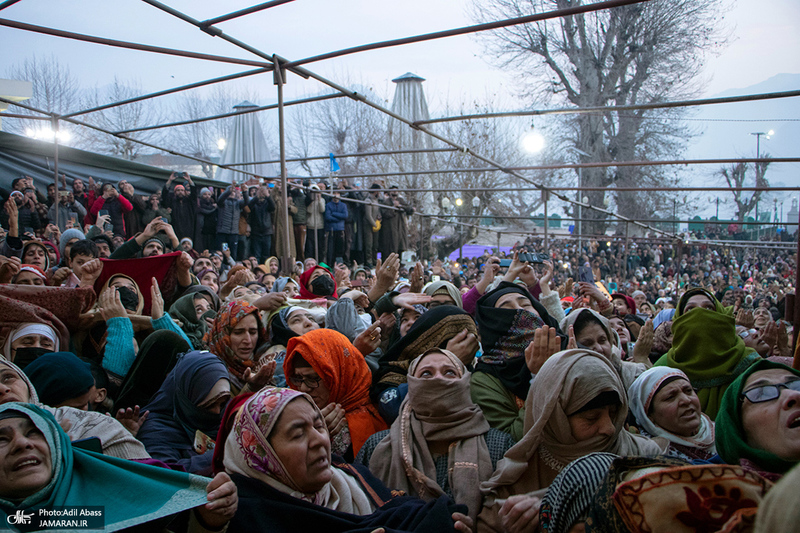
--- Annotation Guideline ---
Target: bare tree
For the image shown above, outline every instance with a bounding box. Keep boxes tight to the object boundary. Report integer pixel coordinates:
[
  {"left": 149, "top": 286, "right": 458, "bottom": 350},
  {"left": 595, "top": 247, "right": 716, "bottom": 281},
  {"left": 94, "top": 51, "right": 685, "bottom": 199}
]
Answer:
[
  {"left": 470, "top": 0, "right": 728, "bottom": 234},
  {"left": 719, "top": 160, "right": 770, "bottom": 224},
  {"left": 79, "top": 77, "right": 165, "bottom": 160},
  {"left": 3, "top": 54, "right": 81, "bottom": 139}
]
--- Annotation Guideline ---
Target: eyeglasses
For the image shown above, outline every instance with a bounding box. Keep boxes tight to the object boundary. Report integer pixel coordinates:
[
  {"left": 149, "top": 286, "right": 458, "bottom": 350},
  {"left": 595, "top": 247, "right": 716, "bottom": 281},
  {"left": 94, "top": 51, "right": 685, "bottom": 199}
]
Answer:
[
  {"left": 740, "top": 379, "right": 800, "bottom": 404},
  {"left": 289, "top": 375, "right": 323, "bottom": 389},
  {"left": 737, "top": 328, "right": 757, "bottom": 340}
]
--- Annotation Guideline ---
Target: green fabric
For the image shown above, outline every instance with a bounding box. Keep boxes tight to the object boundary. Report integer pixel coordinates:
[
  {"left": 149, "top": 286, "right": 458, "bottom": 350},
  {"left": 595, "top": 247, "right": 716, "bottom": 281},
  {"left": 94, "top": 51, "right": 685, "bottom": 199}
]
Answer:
[
  {"left": 715, "top": 359, "right": 800, "bottom": 475},
  {"left": 654, "top": 288, "right": 759, "bottom": 420},
  {"left": 0, "top": 403, "right": 210, "bottom": 531},
  {"left": 167, "top": 292, "right": 208, "bottom": 349},
  {"left": 469, "top": 371, "right": 525, "bottom": 442}
]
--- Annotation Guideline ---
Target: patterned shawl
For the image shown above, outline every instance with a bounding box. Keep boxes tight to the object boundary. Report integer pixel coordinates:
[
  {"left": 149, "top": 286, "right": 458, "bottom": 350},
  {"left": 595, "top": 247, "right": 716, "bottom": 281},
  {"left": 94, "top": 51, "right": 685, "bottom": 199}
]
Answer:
[
  {"left": 222, "top": 386, "right": 375, "bottom": 515},
  {"left": 205, "top": 300, "right": 269, "bottom": 392}
]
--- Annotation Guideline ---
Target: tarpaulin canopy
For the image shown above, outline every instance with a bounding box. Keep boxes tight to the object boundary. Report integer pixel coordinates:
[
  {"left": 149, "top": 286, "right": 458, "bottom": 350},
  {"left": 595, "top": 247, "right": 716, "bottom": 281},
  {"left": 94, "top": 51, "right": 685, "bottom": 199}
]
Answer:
[{"left": 0, "top": 130, "right": 224, "bottom": 197}]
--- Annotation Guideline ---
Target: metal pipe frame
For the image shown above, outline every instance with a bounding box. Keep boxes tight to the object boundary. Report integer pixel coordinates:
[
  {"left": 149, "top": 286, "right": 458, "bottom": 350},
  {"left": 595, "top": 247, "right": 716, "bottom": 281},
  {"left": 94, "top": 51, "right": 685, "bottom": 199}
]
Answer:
[
  {"left": 415, "top": 89, "right": 800, "bottom": 125},
  {"left": 61, "top": 67, "right": 272, "bottom": 119},
  {"left": 282, "top": 0, "right": 647, "bottom": 68},
  {"left": 288, "top": 186, "right": 800, "bottom": 193},
  {"left": 200, "top": 0, "right": 294, "bottom": 27},
  {"left": 423, "top": 215, "right": 797, "bottom": 226},
  {"left": 0, "top": 17, "right": 272, "bottom": 68},
  {"left": 226, "top": 147, "right": 459, "bottom": 167},
  {"left": 116, "top": 92, "right": 345, "bottom": 134}
]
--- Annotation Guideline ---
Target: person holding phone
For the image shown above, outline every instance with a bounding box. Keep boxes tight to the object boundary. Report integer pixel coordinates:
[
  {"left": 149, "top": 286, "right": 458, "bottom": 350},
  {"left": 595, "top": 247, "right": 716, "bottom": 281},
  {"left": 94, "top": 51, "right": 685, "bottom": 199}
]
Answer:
[
  {"left": 248, "top": 184, "right": 276, "bottom": 264},
  {"left": 47, "top": 189, "right": 86, "bottom": 233},
  {"left": 88, "top": 182, "right": 133, "bottom": 238},
  {"left": 215, "top": 183, "right": 249, "bottom": 259},
  {"left": 163, "top": 171, "right": 197, "bottom": 241}
]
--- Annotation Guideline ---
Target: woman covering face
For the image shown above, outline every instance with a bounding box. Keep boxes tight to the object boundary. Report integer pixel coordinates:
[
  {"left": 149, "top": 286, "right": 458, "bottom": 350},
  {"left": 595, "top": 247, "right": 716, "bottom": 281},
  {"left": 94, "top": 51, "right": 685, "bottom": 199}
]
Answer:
[
  {"left": 716, "top": 359, "right": 800, "bottom": 477},
  {"left": 298, "top": 266, "right": 337, "bottom": 299},
  {"left": 653, "top": 287, "right": 760, "bottom": 420},
  {"left": 2, "top": 323, "right": 59, "bottom": 369},
  {"left": 628, "top": 367, "right": 715, "bottom": 462}
]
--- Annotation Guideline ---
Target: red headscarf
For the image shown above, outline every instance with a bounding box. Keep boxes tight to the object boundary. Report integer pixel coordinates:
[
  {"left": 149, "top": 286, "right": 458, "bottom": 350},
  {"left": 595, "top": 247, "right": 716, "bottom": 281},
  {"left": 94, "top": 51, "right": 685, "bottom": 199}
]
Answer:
[
  {"left": 297, "top": 265, "right": 337, "bottom": 300},
  {"left": 283, "top": 329, "right": 387, "bottom": 454}
]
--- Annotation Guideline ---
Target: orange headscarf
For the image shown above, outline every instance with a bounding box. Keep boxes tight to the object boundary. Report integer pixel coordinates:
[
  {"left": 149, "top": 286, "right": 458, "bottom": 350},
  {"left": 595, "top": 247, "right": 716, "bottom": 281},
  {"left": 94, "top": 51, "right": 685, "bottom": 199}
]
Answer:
[{"left": 284, "top": 329, "right": 387, "bottom": 454}]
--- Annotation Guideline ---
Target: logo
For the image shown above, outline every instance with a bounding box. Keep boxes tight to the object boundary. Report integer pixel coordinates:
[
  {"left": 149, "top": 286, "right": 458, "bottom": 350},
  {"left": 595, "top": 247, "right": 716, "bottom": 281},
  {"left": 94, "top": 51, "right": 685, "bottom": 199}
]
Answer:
[{"left": 7, "top": 510, "right": 34, "bottom": 525}]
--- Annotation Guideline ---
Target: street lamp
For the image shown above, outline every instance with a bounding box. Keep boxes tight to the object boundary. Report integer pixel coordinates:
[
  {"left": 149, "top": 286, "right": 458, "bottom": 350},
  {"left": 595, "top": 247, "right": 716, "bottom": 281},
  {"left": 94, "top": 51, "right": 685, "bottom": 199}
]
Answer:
[
  {"left": 455, "top": 198, "right": 463, "bottom": 207},
  {"left": 217, "top": 138, "right": 227, "bottom": 151},
  {"left": 472, "top": 196, "right": 480, "bottom": 208},
  {"left": 521, "top": 123, "right": 545, "bottom": 154}
]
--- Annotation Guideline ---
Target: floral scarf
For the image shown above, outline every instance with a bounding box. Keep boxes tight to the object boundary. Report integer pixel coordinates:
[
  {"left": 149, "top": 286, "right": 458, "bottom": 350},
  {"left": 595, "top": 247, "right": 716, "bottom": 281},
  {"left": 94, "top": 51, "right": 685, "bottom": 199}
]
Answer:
[{"left": 204, "top": 300, "right": 268, "bottom": 391}]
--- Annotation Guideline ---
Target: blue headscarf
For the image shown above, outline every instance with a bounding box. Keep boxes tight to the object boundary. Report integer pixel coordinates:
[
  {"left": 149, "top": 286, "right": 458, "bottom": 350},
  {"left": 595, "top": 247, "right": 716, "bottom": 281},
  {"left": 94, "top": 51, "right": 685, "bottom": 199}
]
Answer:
[
  {"left": 137, "top": 351, "right": 230, "bottom": 472},
  {"left": 0, "top": 403, "right": 209, "bottom": 529}
]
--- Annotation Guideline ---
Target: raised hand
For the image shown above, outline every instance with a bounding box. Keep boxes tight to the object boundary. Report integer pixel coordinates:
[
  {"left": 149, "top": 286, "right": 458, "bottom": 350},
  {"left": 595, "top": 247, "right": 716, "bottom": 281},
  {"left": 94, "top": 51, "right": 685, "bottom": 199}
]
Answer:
[{"left": 525, "top": 325, "right": 560, "bottom": 374}]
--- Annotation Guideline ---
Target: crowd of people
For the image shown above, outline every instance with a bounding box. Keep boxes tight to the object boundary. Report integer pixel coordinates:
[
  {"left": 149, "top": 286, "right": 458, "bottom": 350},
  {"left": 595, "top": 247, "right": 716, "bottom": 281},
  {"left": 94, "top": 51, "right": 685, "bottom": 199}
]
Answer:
[{"left": 0, "top": 172, "right": 798, "bottom": 533}]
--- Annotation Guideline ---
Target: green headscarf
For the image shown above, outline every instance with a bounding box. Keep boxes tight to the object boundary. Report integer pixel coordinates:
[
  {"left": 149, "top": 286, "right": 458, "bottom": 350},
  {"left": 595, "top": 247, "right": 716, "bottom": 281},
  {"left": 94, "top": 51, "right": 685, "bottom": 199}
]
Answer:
[
  {"left": 169, "top": 292, "right": 213, "bottom": 350},
  {"left": 715, "top": 359, "right": 800, "bottom": 476},
  {"left": 654, "top": 288, "right": 760, "bottom": 419},
  {"left": 0, "top": 403, "right": 209, "bottom": 530}
]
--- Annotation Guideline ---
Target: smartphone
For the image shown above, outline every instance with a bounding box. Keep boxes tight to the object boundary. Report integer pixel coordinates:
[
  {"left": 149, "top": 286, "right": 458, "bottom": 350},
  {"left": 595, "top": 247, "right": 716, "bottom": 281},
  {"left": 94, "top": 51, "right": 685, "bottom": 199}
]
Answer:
[
  {"left": 499, "top": 259, "right": 512, "bottom": 268},
  {"left": 578, "top": 265, "right": 594, "bottom": 283},
  {"left": 351, "top": 280, "right": 365, "bottom": 288},
  {"left": 335, "top": 256, "right": 344, "bottom": 265},
  {"left": 160, "top": 217, "right": 168, "bottom": 223},
  {"left": 107, "top": 224, "right": 114, "bottom": 233},
  {"left": 70, "top": 213, "right": 78, "bottom": 223},
  {"left": 222, "top": 242, "right": 229, "bottom": 251},
  {"left": 98, "top": 209, "right": 109, "bottom": 218},
  {"left": 58, "top": 190, "right": 69, "bottom": 198},
  {"left": 268, "top": 182, "right": 275, "bottom": 188},
  {"left": 23, "top": 226, "right": 34, "bottom": 236},
  {"left": 431, "top": 275, "right": 441, "bottom": 282},
  {"left": 519, "top": 252, "right": 549, "bottom": 263}
]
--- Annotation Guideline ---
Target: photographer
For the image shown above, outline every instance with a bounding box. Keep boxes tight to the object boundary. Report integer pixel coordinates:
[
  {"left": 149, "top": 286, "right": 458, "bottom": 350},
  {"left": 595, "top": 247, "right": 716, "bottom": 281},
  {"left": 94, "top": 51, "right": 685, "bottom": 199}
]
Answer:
[
  {"left": 88, "top": 182, "right": 133, "bottom": 238},
  {"left": 162, "top": 171, "right": 197, "bottom": 241},
  {"left": 216, "top": 182, "right": 249, "bottom": 259},
  {"left": 47, "top": 189, "right": 86, "bottom": 232}
]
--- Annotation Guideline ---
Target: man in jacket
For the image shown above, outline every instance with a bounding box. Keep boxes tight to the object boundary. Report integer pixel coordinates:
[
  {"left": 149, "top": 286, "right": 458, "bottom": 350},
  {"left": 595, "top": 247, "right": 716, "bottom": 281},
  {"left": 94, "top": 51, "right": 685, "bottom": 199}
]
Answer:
[
  {"left": 248, "top": 184, "right": 276, "bottom": 263},
  {"left": 291, "top": 180, "right": 307, "bottom": 261},
  {"left": 216, "top": 183, "right": 249, "bottom": 258},
  {"left": 304, "top": 184, "right": 325, "bottom": 262},
  {"left": 324, "top": 190, "right": 347, "bottom": 267},
  {"left": 162, "top": 172, "right": 197, "bottom": 240}
]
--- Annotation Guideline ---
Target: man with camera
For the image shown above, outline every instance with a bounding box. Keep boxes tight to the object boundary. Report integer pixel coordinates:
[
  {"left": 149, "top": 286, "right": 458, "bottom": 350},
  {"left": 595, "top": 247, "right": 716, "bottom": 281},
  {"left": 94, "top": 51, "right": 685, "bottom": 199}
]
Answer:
[
  {"left": 162, "top": 171, "right": 197, "bottom": 241},
  {"left": 47, "top": 188, "right": 86, "bottom": 232}
]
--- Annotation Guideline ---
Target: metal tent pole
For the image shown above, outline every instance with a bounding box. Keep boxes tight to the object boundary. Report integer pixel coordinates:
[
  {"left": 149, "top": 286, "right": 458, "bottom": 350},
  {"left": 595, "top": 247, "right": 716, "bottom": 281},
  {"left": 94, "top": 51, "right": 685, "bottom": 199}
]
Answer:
[
  {"left": 274, "top": 58, "right": 293, "bottom": 274},
  {"left": 52, "top": 117, "right": 60, "bottom": 230}
]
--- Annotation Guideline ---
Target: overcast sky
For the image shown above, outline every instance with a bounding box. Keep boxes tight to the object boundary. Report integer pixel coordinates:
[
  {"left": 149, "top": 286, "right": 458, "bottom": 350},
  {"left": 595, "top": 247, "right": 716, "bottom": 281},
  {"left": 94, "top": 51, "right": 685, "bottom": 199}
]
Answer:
[{"left": 1, "top": 0, "right": 798, "bottom": 217}]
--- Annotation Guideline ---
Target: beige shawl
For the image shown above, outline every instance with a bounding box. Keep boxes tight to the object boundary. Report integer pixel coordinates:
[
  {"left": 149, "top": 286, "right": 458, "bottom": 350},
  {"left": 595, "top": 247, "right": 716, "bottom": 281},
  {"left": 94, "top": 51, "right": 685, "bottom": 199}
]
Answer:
[{"left": 370, "top": 349, "right": 492, "bottom": 521}]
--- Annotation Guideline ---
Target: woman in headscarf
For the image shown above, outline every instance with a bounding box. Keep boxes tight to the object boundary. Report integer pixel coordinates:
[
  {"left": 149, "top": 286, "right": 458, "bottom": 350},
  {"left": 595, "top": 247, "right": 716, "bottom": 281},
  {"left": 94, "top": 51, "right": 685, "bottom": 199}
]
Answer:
[
  {"left": 0, "top": 358, "right": 149, "bottom": 460},
  {"left": 215, "top": 386, "right": 471, "bottom": 533},
  {"left": 358, "top": 349, "right": 513, "bottom": 522},
  {"left": 263, "top": 306, "right": 319, "bottom": 388},
  {"left": 284, "top": 329, "right": 388, "bottom": 461},
  {"left": 472, "top": 282, "right": 565, "bottom": 441},
  {"left": 477, "top": 349, "right": 663, "bottom": 532},
  {"left": 423, "top": 280, "right": 463, "bottom": 309},
  {"left": 137, "top": 351, "right": 231, "bottom": 475},
  {"left": 271, "top": 276, "right": 300, "bottom": 299},
  {"left": 168, "top": 286, "right": 220, "bottom": 350},
  {"left": 371, "top": 306, "right": 479, "bottom": 424},
  {"left": 198, "top": 268, "right": 220, "bottom": 295},
  {"left": 23, "top": 352, "right": 98, "bottom": 411},
  {"left": 2, "top": 323, "right": 59, "bottom": 369},
  {"left": 298, "top": 265, "right": 337, "bottom": 299},
  {"left": 628, "top": 367, "right": 716, "bottom": 462},
  {"left": 0, "top": 403, "right": 237, "bottom": 531},
  {"left": 653, "top": 287, "right": 760, "bottom": 419},
  {"left": 715, "top": 359, "right": 800, "bottom": 481},
  {"left": 560, "top": 307, "right": 648, "bottom": 390},
  {"left": 20, "top": 240, "right": 50, "bottom": 272},
  {"left": 205, "top": 300, "right": 272, "bottom": 395}
]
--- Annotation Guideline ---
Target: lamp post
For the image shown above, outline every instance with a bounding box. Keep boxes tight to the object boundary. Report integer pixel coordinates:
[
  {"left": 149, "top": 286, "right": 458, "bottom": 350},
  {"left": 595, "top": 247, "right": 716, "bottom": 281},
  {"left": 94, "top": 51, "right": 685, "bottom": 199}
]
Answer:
[{"left": 751, "top": 130, "right": 773, "bottom": 242}]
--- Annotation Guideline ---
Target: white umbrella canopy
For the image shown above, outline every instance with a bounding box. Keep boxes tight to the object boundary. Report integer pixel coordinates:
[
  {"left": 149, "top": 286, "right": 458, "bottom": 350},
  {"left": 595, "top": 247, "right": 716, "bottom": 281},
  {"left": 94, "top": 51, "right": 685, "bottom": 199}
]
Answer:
[{"left": 215, "top": 101, "right": 276, "bottom": 184}]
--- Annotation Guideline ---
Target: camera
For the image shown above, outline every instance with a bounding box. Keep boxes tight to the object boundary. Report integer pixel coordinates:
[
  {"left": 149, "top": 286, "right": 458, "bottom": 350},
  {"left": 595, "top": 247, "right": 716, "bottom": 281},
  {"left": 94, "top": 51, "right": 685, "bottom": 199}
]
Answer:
[{"left": 518, "top": 252, "right": 549, "bottom": 263}]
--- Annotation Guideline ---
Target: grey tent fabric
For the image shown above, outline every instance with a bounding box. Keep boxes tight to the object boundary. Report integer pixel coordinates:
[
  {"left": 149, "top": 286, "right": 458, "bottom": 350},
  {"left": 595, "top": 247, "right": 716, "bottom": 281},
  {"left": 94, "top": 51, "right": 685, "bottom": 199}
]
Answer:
[
  {"left": 0, "top": 131, "right": 223, "bottom": 197},
  {"left": 214, "top": 101, "right": 276, "bottom": 184}
]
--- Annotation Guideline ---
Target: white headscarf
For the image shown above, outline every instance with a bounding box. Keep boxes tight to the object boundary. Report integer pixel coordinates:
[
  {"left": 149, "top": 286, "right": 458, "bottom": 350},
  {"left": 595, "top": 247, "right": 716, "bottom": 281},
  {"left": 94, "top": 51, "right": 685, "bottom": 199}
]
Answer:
[
  {"left": 3, "top": 323, "right": 59, "bottom": 359},
  {"left": 627, "top": 366, "right": 715, "bottom": 451}
]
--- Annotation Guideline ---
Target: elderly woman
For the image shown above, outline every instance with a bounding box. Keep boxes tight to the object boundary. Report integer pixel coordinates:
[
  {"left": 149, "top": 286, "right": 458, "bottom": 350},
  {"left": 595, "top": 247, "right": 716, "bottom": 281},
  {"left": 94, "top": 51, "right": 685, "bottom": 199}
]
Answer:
[
  {"left": 205, "top": 300, "right": 274, "bottom": 396},
  {"left": 358, "top": 349, "right": 513, "bottom": 522},
  {"left": 471, "top": 282, "right": 565, "bottom": 441},
  {"left": 372, "top": 306, "right": 479, "bottom": 424},
  {"left": 715, "top": 359, "right": 800, "bottom": 480},
  {"left": 477, "top": 349, "right": 662, "bottom": 533},
  {"left": 628, "top": 367, "right": 716, "bottom": 462},
  {"left": 216, "top": 387, "right": 472, "bottom": 533},
  {"left": 284, "top": 329, "right": 388, "bottom": 461},
  {"left": 137, "top": 352, "right": 231, "bottom": 475},
  {"left": 0, "top": 358, "right": 149, "bottom": 459},
  {"left": 653, "top": 288, "right": 760, "bottom": 419},
  {"left": 2, "top": 322, "right": 59, "bottom": 369},
  {"left": 0, "top": 403, "right": 236, "bottom": 531}
]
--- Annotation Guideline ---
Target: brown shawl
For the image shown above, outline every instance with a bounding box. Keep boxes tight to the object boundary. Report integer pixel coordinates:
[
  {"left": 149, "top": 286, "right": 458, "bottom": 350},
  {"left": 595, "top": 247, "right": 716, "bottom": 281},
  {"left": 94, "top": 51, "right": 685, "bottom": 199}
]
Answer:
[{"left": 370, "top": 349, "right": 492, "bottom": 521}]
